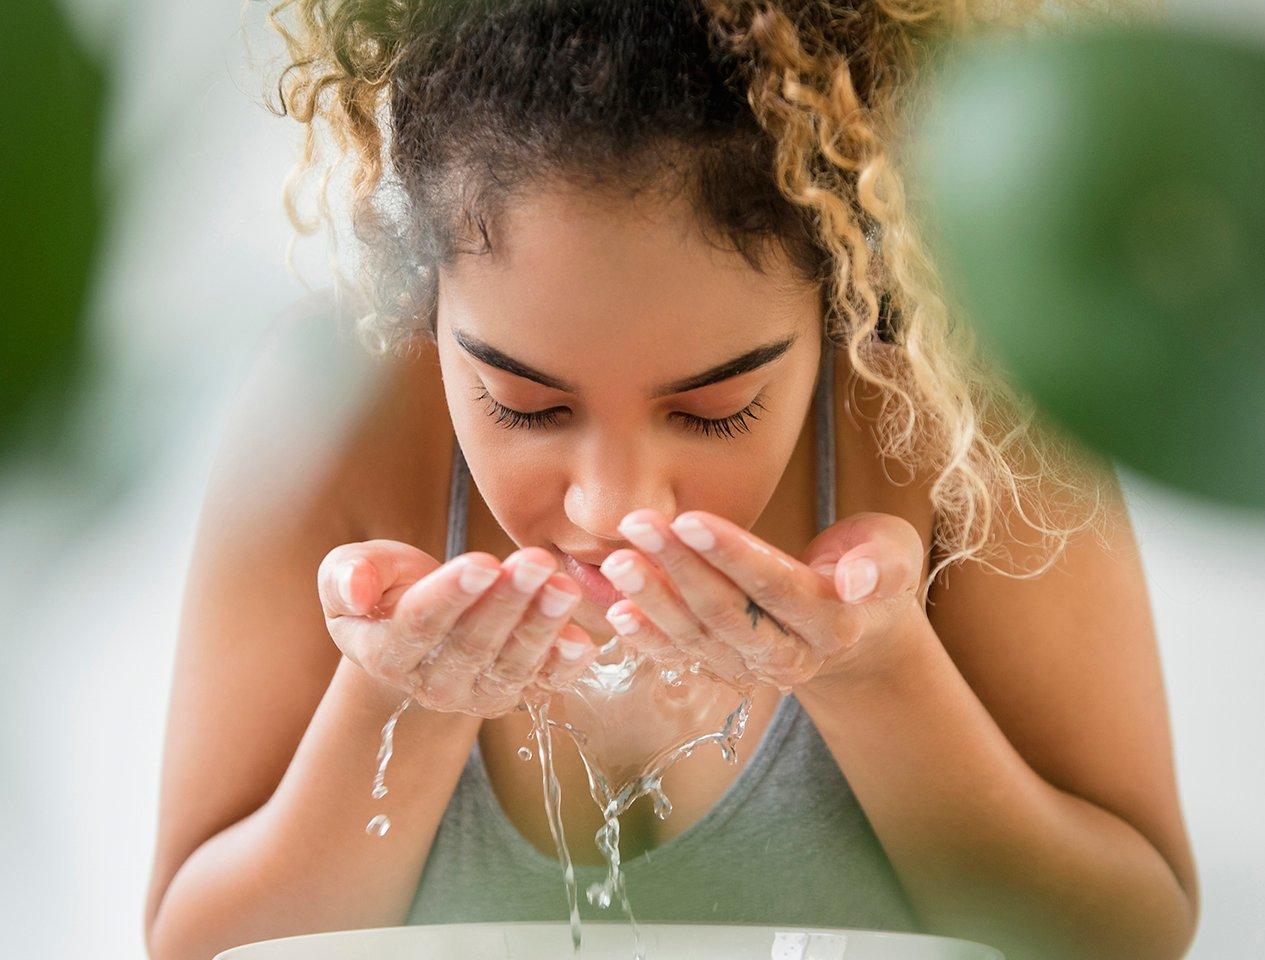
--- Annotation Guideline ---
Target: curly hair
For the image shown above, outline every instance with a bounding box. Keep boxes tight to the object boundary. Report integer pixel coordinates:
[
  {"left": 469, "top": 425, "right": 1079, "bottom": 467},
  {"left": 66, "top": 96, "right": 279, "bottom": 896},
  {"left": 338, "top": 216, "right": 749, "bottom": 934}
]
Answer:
[{"left": 263, "top": 0, "right": 1162, "bottom": 604}]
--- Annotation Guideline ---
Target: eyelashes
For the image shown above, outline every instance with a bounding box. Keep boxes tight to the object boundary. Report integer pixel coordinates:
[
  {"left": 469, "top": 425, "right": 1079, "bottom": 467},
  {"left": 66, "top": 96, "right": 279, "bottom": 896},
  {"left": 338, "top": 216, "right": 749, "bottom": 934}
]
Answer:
[
  {"left": 474, "top": 387, "right": 567, "bottom": 431},
  {"left": 472, "top": 387, "right": 768, "bottom": 440}
]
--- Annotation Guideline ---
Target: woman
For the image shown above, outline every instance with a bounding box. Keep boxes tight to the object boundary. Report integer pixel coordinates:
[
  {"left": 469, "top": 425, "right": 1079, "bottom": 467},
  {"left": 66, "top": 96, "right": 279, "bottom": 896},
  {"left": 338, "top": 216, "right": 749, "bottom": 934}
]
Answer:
[{"left": 144, "top": 2, "right": 1199, "bottom": 959}]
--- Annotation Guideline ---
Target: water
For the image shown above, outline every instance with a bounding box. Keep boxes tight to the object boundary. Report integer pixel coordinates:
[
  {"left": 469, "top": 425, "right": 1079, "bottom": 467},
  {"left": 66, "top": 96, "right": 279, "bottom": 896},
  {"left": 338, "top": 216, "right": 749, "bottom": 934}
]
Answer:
[
  {"left": 525, "top": 698, "right": 585, "bottom": 953},
  {"left": 364, "top": 638, "right": 754, "bottom": 959},
  {"left": 521, "top": 638, "right": 753, "bottom": 959},
  {"left": 364, "top": 814, "right": 391, "bottom": 838},
  {"left": 364, "top": 694, "right": 413, "bottom": 835}
]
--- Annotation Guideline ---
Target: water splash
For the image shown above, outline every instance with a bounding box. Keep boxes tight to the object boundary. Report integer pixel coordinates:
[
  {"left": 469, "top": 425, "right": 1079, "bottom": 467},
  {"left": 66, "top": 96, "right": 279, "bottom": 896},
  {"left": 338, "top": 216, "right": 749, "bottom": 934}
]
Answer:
[
  {"left": 363, "top": 640, "right": 754, "bottom": 960},
  {"left": 525, "top": 698, "right": 584, "bottom": 953},
  {"left": 366, "top": 694, "right": 412, "bottom": 835},
  {"left": 522, "top": 639, "right": 754, "bottom": 960}
]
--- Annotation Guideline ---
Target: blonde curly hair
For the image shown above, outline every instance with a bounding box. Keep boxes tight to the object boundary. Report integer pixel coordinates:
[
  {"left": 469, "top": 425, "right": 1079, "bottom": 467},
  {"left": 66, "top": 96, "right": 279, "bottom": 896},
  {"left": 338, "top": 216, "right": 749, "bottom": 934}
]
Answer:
[{"left": 264, "top": 0, "right": 1162, "bottom": 605}]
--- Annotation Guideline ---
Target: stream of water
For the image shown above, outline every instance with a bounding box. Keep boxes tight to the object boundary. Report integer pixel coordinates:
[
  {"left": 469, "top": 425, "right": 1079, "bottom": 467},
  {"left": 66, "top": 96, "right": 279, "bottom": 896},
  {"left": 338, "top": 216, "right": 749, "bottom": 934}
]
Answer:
[{"left": 365, "top": 637, "right": 753, "bottom": 959}]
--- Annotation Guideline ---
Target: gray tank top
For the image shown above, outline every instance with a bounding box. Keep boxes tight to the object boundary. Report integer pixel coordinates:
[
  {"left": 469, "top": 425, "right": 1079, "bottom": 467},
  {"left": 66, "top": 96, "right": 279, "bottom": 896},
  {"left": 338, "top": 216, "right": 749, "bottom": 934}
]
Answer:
[{"left": 407, "top": 342, "right": 922, "bottom": 931}]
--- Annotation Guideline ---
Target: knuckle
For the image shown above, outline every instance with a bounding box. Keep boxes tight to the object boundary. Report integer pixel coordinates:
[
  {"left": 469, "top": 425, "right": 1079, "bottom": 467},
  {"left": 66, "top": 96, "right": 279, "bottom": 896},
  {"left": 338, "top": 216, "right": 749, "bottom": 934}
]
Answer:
[
  {"left": 710, "top": 538, "right": 744, "bottom": 570},
  {"left": 752, "top": 572, "right": 794, "bottom": 607}
]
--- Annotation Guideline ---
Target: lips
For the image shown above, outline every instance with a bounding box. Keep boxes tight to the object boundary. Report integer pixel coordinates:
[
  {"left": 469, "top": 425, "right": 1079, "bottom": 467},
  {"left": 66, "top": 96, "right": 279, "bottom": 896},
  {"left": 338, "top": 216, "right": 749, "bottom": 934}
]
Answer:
[{"left": 557, "top": 549, "right": 623, "bottom": 608}]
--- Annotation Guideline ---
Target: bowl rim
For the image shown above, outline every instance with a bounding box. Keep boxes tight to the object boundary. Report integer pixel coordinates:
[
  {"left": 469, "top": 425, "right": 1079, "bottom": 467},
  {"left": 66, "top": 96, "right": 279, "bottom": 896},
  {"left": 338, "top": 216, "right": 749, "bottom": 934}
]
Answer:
[{"left": 215, "top": 919, "right": 1004, "bottom": 960}]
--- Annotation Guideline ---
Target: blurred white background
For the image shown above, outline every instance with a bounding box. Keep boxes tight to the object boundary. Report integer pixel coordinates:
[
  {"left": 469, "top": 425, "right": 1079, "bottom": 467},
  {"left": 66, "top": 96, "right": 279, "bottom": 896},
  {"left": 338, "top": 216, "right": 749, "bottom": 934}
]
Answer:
[{"left": 1, "top": 1, "right": 1260, "bottom": 958}]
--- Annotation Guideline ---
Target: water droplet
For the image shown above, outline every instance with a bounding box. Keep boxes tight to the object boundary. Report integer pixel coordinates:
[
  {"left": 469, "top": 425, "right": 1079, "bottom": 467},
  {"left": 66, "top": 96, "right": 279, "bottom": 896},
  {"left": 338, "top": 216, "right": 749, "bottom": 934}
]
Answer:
[
  {"left": 371, "top": 784, "right": 388, "bottom": 800},
  {"left": 365, "top": 814, "right": 391, "bottom": 837},
  {"left": 650, "top": 787, "right": 673, "bottom": 821},
  {"left": 517, "top": 745, "right": 533, "bottom": 761},
  {"left": 586, "top": 882, "right": 613, "bottom": 909}
]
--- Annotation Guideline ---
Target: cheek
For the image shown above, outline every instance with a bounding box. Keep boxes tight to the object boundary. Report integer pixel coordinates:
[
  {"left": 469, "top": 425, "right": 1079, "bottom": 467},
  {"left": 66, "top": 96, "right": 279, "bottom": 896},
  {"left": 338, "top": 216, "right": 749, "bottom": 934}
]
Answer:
[
  {"left": 673, "top": 442, "right": 791, "bottom": 528},
  {"left": 452, "top": 427, "right": 563, "bottom": 538}
]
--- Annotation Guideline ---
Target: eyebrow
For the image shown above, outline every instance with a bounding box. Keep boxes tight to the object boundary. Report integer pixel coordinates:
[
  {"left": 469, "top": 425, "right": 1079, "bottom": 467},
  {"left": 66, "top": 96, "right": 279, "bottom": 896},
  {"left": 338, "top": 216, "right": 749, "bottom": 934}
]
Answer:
[{"left": 451, "top": 327, "right": 799, "bottom": 398}]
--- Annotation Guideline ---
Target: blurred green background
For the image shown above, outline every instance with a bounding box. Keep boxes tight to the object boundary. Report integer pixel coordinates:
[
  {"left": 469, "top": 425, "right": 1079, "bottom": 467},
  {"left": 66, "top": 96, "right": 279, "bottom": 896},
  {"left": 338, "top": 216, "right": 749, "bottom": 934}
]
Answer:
[
  {"left": 0, "top": 0, "right": 106, "bottom": 460},
  {"left": 909, "top": 21, "right": 1264, "bottom": 511}
]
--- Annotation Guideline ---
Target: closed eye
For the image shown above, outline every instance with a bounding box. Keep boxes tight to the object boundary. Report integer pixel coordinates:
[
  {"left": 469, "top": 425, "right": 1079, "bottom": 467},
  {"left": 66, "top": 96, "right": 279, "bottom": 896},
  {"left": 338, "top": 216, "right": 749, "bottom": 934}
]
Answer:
[{"left": 473, "top": 387, "right": 768, "bottom": 441}]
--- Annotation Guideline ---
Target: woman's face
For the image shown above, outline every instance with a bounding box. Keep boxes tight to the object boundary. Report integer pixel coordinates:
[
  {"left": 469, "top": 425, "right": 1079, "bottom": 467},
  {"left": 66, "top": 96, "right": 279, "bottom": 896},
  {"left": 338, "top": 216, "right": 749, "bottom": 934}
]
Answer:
[{"left": 435, "top": 185, "right": 823, "bottom": 636}]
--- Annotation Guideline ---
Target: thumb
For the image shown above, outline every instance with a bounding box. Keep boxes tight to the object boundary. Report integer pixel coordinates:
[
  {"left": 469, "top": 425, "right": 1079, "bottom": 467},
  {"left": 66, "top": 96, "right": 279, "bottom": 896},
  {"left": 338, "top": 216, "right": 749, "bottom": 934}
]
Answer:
[{"left": 803, "top": 511, "right": 925, "bottom": 605}]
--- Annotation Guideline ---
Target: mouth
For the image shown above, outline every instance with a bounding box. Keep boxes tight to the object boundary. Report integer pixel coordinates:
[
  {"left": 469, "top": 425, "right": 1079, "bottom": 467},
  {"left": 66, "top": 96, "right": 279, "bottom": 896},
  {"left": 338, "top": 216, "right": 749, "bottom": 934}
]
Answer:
[{"left": 555, "top": 548, "right": 623, "bottom": 609}]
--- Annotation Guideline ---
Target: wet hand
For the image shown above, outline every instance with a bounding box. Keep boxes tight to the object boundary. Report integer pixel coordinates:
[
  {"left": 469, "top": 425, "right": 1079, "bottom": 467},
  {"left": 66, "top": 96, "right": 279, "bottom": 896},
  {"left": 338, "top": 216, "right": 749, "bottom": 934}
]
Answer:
[
  {"left": 318, "top": 541, "right": 597, "bottom": 717},
  {"left": 599, "top": 509, "right": 927, "bottom": 690}
]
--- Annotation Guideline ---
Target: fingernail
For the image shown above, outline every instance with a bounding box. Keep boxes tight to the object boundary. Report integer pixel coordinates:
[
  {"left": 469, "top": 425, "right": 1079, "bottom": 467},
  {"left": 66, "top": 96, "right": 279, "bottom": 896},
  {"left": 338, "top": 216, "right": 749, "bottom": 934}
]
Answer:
[
  {"left": 670, "top": 515, "right": 715, "bottom": 551},
  {"left": 558, "top": 638, "right": 590, "bottom": 661},
  {"left": 606, "top": 610, "right": 639, "bottom": 636},
  {"left": 841, "top": 557, "right": 878, "bottom": 603},
  {"left": 458, "top": 561, "right": 500, "bottom": 595},
  {"left": 600, "top": 554, "right": 644, "bottom": 594},
  {"left": 511, "top": 558, "right": 553, "bottom": 593},
  {"left": 619, "top": 518, "right": 665, "bottom": 553},
  {"left": 337, "top": 562, "right": 357, "bottom": 608},
  {"left": 539, "top": 583, "right": 579, "bottom": 618}
]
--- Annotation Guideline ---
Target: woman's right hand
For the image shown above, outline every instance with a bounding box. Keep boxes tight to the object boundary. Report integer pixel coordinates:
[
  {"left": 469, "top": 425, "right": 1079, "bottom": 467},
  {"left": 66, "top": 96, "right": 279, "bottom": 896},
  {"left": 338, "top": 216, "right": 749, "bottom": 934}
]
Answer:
[{"left": 317, "top": 540, "right": 597, "bottom": 718}]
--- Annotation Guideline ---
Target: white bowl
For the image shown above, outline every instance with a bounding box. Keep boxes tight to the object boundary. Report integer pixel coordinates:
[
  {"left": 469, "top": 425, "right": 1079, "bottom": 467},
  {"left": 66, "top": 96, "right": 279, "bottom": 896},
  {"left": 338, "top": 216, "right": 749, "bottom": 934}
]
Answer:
[{"left": 214, "top": 921, "right": 1004, "bottom": 960}]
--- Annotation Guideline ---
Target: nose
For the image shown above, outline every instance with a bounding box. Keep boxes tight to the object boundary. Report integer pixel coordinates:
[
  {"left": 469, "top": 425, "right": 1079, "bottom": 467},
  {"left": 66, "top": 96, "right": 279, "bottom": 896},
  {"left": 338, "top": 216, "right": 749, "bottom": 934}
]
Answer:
[{"left": 563, "top": 434, "right": 677, "bottom": 543}]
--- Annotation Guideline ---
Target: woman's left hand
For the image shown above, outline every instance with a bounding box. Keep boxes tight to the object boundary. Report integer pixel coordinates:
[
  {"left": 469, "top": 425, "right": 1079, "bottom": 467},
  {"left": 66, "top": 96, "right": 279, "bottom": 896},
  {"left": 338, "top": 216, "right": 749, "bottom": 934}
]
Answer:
[{"left": 600, "top": 508, "right": 928, "bottom": 691}]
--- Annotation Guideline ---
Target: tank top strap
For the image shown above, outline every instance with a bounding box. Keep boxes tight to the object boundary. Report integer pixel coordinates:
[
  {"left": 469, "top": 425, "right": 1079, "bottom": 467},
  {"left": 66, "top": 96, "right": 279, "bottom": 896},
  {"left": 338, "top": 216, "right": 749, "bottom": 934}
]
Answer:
[
  {"left": 444, "top": 437, "right": 472, "bottom": 561},
  {"left": 813, "top": 329, "right": 838, "bottom": 532}
]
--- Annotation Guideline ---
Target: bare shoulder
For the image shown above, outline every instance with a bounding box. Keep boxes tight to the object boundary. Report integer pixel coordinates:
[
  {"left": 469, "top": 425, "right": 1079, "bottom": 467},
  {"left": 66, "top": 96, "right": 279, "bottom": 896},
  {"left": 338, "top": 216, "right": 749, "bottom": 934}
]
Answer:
[
  {"left": 925, "top": 456, "right": 1199, "bottom": 906},
  {"left": 144, "top": 292, "right": 450, "bottom": 927},
  {"left": 831, "top": 341, "right": 1196, "bottom": 903}
]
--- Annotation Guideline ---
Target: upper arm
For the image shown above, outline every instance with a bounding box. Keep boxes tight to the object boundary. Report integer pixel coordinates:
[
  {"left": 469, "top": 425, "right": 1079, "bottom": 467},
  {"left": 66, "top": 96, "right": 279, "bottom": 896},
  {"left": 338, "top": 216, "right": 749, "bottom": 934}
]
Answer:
[
  {"left": 143, "top": 301, "right": 392, "bottom": 932},
  {"left": 925, "top": 467, "right": 1199, "bottom": 910}
]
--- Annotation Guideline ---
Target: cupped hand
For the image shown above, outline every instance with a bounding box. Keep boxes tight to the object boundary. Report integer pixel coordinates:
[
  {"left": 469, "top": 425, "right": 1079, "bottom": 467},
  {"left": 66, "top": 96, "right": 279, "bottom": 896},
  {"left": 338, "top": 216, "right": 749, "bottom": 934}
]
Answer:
[
  {"left": 317, "top": 540, "right": 597, "bottom": 717},
  {"left": 598, "top": 509, "right": 927, "bottom": 691}
]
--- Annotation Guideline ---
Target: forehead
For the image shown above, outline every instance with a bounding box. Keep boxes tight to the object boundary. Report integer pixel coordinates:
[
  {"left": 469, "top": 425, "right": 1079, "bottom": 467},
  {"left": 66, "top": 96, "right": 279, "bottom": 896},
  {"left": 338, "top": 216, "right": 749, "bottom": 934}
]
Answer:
[{"left": 436, "top": 185, "right": 821, "bottom": 365}]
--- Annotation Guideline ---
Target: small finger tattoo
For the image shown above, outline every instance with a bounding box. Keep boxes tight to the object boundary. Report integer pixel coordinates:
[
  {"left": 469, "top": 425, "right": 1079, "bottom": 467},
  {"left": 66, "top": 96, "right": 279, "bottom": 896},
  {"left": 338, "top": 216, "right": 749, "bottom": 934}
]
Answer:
[{"left": 746, "top": 598, "right": 790, "bottom": 635}]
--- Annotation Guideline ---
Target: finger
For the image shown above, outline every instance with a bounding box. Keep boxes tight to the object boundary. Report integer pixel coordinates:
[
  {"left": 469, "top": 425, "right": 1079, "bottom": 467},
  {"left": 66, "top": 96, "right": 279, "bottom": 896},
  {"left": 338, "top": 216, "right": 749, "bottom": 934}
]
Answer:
[
  {"left": 426, "top": 548, "right": 559, "bottom": 693},
  {"left": 803, "top": 511, "right": 927, "bottom": 604},
  {"left": 317, "top": 539, "right": 441, "bottom": 618},
  {"left": 336, "top": 553, "right": 502, "bottom": 686},
  {"left": 598, "top": 547, "right": 711, "bottom": 657},
  {"left": 604, "top": 600, "right": 693, "bottom": 670},
  {"left": 535, "top": 623, "right": 598, "bottom": 691},
  {"left": 481, "top": 574, "right": 582, "bottom": 695},
  {"left": 390, "top": 552, "right": 505, "bottom": 656},
  {"left": 605, "top": 597, "right": 753, "bottom": 685},
  {"left": 662, "top": 510, "right": 837, "bottom": 645},
  {"left": 618, "top": 509, "right": 818, "bottom": 672}
]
